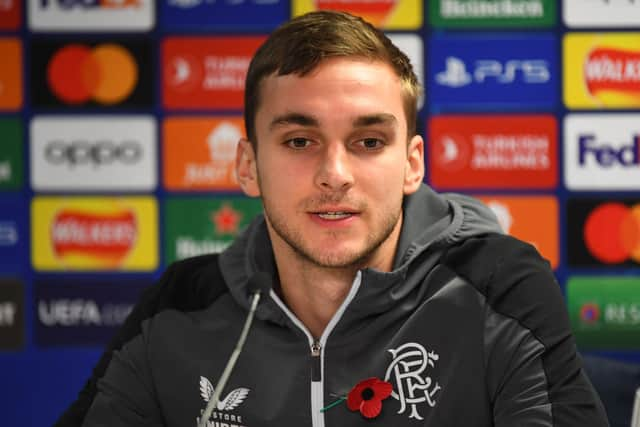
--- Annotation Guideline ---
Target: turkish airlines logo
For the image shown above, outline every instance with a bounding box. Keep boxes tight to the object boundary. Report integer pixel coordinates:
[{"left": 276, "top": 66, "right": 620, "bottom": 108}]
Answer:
[
  {"left": 428, "top": 115, "right": 557, "bottom": 189},
  {"left": 47, "top": 44, "right": 137, "bottom": 105},
  {"left": 51, "top": 209, "right": 137, "bottom": 263},
  {"left": 585, "top": 47, "right": 640, "bottom": 96},
  {"left": 435, "top": 56, "right": 550, "bottom": 87},
  {"left": 162, "top": 37, "right": 264, "bottom": 110}
]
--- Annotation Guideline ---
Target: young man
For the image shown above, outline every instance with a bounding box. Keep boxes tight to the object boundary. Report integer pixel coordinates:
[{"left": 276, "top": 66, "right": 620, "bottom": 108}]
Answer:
[{"left": 65, "top": 11, "right": 607, "bottom": 427}]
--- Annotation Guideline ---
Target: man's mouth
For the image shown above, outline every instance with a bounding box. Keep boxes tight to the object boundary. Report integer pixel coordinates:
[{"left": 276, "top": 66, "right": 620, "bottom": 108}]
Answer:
[{"left": 316, "top": 212, "right": 353, "bottom": 220}]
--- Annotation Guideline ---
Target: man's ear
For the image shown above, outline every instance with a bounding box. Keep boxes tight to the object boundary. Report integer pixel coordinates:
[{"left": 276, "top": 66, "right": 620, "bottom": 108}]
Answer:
[
  {"left": 235, "top": 138, "right": 260, "bottom": 197},
  {"left": 403, "top": 134, "right": 425, "bottom": 195}
]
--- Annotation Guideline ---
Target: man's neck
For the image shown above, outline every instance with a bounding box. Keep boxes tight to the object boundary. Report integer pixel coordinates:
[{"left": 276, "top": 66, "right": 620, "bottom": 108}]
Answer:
[{"left": 277, "top": 260, "right": 358, "bottom": 339}]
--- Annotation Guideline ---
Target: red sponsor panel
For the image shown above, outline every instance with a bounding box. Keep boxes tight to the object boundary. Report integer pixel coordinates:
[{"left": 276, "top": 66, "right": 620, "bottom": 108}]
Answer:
[
  {"left": 0, "top": 0, "right": 21, "bottom": 30},
  {"left": 52, "top": 210, "right": 137, "bottom": 262},
  {"left": 428, "top": 115, "right": 557, "bottom": 189},
  {"left": 162, "top": 36, "right": 265, "bottom": 110},
  {"left": 585, "top": 47, "right": 640, "bottom": 98}
]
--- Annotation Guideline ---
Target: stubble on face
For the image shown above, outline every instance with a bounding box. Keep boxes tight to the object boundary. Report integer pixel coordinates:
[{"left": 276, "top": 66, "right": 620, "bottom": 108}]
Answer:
[{"left": 259, "top": 175, "right": 403, "bottom": 270}]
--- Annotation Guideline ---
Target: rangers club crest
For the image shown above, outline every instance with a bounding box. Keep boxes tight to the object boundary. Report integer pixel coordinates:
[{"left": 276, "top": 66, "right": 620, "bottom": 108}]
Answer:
[{"left": 384, "top": 342, "right": 442, "bottom": 420}]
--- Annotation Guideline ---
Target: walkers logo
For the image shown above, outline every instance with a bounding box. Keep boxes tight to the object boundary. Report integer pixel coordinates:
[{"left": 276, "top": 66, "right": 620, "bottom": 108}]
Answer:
[
  {"left": 477, "top": 195, "right": 558, "bottom": 269},
  {"left": 430, "top": 0, "right": 555, "bottom": 28},
  {"left": 388, "top": 34, "right": 424, "bottom": 108},
  {"left": 567, "top": 198, "right": 640, "bottom": 267},
  {"left": 35, "top": 280, "right": 149, "bottom": 347},
  {"left": 164, "top": 117, "right": 243, "bottom": 190},
  {"left": 29, "top": 0, "right": 154, "bottom": 32},
  {"left": 564, "top": 114, "right": 640, "bottom": 190},
  {"left": 197, "top": 376, "right": 250, "bottom": 426},
  {"left": 0, "top": 197, "right": 27, "bottom": 269},
  {"left": 567, "top": 277, "right": 640, "bottom": 350},
  {"left": 564, "top": 33, "right": 640, "bottom": 109},
  {"left": 162, "top": 37, "right": 264, "bottom": 110},
  {"left": 161, "top": 0, "right": 286, "bottom": 30},
  {"left": 31, "top": 39, "right": 153, "bottom": 108},
  {"left": 0, "top": 118, "right": 23, "bottom": 190},
  {"left": 164, "top": 197, "right": 262, "bottom": 264},
  {"left": 429, "top": 33, "right": 557, "bottom": 109},
  {"left": 293, "top": 0, "right": 422, "bottom": 29},
  {"left": 428, "top": 115, "right": 556, "bottom": 189},
  {"left": 31, "top": 197, "right": 158, "bottom": 271},
  {"left": 385, "top": 343, "right": 442, "bottom": 420},
  {"left": 0, "top": 0, "right": 21, "bottom": 30},
  {"left": 30, "top": 116, "right": 157, "bottom": 192},
  {"left": 0, "top": 279, "right": 24, "bottom": 350},
  {"left": 0, "top": 38, "right": 22, "bottom": 111},
  {"left": 564, "top": 0, "right": 640, "bottom": 28}
]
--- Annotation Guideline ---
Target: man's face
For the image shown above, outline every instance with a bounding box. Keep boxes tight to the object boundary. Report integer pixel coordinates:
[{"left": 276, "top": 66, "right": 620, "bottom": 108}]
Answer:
[{"left": 236, "top": 58, "right": 424, "bottom": 271}]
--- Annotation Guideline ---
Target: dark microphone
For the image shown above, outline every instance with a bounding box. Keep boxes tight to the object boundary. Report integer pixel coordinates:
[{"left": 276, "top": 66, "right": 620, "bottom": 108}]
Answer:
[{"left": 199, "top": 273, "right": 272, "bottom": 427}]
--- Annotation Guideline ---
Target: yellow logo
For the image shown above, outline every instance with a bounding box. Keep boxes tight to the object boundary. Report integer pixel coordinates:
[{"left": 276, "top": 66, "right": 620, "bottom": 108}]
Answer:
[
  {"left": 292, "top": 0, "right": 422, "bottom": 30},
  {"left": 32, "top": 196, "right": 158, "bottom": 271},
  {"left": 564, "top": 33, "right": 640, "bottom": 109}
]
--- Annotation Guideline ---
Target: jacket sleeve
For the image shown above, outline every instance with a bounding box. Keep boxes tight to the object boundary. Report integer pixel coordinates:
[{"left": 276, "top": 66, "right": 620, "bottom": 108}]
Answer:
[
  {"left": 482, "top": 237, "right": 609, "bottom": 426},
  {"left": 54, "top": 254, "right": 222, "bottom": 427},
  {"left": 81, "top": 332, "right": 164, "bottom": 427},
  {"left": 444, "top": 234, "right": 609, "bottom": 426}
]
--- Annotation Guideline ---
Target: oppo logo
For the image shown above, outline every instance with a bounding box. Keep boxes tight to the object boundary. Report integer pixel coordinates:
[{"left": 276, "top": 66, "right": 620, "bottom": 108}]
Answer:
[
  {"left": 583, "top": 202, "right": 640, "bottom": 264},
  {"left": 44, "top": 140, "right": 143, "bottom": 167}
]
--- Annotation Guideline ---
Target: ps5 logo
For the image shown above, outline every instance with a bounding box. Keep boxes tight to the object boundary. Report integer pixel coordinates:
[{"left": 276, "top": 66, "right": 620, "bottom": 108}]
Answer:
[{"left": 436, "top": 56, "right": 550, "bottom": 88}]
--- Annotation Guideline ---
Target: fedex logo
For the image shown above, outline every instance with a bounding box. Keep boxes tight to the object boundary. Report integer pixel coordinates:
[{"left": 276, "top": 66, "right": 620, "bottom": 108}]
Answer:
[
  {"left": 436, "top": 57, "right": 550, "bottom": 87},
  {"left": 29, "top": 0, "right": 153, "bottom": 31},
  {"left": 39, "top": 0, "right": 142, "bottom": 8},
  {"left": 578, "top": 134, "right": 640, "bottom": 167},
  {"left": 429, "top": 33, "right": 558, "bottom": 109},
  {"left": 564, "top": 114, "right": 640, "bottom": 190}
]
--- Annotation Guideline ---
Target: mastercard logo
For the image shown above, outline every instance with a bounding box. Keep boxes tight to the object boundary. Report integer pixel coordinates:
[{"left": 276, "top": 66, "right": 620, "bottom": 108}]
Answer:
[
  {"left": 46, "top": 44, "right": 138, "bottom": 105},
  {"left": 583, "top": 202, "right": 640, "bottom": 264}
]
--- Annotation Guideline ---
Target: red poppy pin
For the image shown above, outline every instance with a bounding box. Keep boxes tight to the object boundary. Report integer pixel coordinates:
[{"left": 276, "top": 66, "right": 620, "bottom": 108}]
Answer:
[{"left": 321, "top": 377, "right": 393, "bottom": 419}]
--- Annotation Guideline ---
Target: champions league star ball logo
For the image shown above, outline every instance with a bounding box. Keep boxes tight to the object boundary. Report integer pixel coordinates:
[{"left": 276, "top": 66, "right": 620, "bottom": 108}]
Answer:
[{"left": 384, "top": 342, "right": 442, "bottom": 420}]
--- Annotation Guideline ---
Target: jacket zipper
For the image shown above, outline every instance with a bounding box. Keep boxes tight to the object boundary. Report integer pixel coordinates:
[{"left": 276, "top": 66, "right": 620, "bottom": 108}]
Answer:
[{"left": 268, "top": 272, "right": 363, "bottom": 427}]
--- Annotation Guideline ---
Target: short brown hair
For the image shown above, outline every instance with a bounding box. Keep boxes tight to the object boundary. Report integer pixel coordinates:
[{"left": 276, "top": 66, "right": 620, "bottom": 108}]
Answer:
[{"left": 243, "top": 11, "right": 421, "bottom": 147}]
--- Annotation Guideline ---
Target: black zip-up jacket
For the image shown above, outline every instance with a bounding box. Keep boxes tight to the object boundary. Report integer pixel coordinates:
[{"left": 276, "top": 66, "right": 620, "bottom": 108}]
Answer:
[{"left": 60, "top": 185, "right": 609, "bottom": 426}]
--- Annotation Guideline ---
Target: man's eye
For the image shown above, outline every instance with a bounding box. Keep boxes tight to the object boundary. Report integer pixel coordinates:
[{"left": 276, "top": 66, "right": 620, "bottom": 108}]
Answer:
[
  {"left": 286, "top": 138, "right": 311, "bottom": 149},
  {"left": 358, "top": 138, "right": 384, "bottom": 150}
]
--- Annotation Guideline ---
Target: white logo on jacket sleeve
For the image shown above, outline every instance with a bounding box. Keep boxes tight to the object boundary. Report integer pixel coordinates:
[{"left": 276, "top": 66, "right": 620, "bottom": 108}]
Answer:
[
  {"left": 199, "top": 376, "right": 250, "bottom": 410},
  {"left": 384, "top": 343, "right": 442, "bottom": 420}
]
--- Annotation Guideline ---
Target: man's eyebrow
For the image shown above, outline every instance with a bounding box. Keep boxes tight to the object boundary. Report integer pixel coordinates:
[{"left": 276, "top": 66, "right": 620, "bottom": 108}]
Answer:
[
  {"left": 269, "top": 113, "right": 319, "bottom": 130},
  {"left": 352, "top": 113, "right": 398, "bottom": 128}
]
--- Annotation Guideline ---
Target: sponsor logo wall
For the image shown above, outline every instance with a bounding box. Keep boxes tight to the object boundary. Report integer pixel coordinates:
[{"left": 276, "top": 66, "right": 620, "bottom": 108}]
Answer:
[{"left": 1, "top": 1, "right": 640, "bottom": 425}]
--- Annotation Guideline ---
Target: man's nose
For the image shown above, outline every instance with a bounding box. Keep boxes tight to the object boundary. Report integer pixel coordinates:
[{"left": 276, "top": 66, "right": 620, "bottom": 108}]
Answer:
[{"left": 314, "top": 143, "right": 354, "bottom": 191}]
